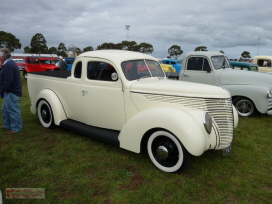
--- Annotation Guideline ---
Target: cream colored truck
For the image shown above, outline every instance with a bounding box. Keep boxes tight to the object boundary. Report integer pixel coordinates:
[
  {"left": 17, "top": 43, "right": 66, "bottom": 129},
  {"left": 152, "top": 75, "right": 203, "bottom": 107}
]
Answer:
[{"left": 27, "top": 50, "right": 238, "bottom": 173}]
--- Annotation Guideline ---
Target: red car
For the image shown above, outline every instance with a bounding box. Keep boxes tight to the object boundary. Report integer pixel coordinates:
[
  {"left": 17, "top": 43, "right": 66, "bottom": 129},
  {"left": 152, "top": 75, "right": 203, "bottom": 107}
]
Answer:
[{"left": 23, "top": 56, "right": 60, "bottom": 79}]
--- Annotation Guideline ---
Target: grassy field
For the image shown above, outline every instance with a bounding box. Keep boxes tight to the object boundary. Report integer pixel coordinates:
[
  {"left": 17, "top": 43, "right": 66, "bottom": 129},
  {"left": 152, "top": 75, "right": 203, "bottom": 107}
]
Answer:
[{"left": 0, "top": 73, "right": 271, "bottom": 204}]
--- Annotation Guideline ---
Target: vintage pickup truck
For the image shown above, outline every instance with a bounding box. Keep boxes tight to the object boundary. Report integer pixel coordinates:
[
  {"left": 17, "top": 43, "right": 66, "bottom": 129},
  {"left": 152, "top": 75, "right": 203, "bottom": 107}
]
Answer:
[
  {"left": 168, "top": 51, "right": 272, "bottom": 117},
  {"left": 27, "top": 50, "right": 238, "bottom": 173}
]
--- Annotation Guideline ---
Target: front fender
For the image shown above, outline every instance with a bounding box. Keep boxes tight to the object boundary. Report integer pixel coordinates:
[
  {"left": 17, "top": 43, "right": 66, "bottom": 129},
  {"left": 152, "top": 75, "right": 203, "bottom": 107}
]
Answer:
[
  {"left": 119, "top": 107, "right": 209, "bottom": 156},
  {"left": 223, "top": 84, "right": 271, "bottom": 114},
  {"left": 31, "top": 89, "right": 67, "bottom": 126}
]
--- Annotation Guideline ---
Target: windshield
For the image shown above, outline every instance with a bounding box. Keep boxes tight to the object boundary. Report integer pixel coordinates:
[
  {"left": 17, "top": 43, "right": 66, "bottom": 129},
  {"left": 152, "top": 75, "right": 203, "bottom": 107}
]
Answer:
[
  {"left": 211, "top": 56, "right": 231, "bottom": 69},
  {"left": 121, "top": 59, "right": 165, "bottom": 81}
]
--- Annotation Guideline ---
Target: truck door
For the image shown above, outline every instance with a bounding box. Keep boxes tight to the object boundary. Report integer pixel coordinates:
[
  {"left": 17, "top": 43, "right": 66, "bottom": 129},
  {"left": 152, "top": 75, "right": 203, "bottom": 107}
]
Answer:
[
  {"left": 81, "top": 60, "right": 125, "bottom": 131},
  {"left": 181, "top": 57, "right": 214, "bottom": 85}
]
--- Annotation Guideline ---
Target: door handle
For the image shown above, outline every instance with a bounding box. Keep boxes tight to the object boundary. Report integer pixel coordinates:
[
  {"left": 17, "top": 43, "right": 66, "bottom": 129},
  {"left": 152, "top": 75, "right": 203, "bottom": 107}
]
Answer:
[
  {"left": 82, "top": 90, "right": 88, "bottom": 95},
  {"left": 183, "top": 74, "right": 189, "bottom": 77}
]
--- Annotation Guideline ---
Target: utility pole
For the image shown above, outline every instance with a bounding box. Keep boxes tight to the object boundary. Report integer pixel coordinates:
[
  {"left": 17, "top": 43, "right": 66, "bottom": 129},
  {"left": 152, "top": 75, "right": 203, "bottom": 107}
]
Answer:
[{"left": 125, "top": 25, "right": 130, "bottom": 40}]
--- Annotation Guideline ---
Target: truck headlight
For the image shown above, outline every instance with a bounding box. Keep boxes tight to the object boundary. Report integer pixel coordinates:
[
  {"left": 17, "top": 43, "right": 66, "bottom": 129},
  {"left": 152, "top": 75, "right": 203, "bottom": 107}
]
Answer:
[
  {"left": 203, "top": 113, "right": 213, "bottom": 134},
  {"left": 267, "top": 89, "right": 272, "bottom": 98}
]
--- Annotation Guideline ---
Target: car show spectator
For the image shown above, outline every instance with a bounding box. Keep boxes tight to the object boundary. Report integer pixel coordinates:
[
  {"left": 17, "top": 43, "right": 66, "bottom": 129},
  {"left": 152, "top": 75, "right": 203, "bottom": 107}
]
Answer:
[
  {"left": 59, "top": 56, "right": 68, "bottom": 70},
  {"left": 0, "top": 48, "right": 23, "bottom": 135}
]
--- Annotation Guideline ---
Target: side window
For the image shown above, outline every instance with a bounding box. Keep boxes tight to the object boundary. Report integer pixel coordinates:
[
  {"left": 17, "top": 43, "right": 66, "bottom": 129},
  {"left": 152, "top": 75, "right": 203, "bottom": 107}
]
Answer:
[
  {"left": 74, "top": 61, "right": 82, "bottom": 78},
  {"left": 34, "top": 59, "right": 39, "bottom": 64},
  {"left": 187, "top": 57, "right": 203, "bottom": 71},
  {"left": 87, "top": 61, "right": 117, "bottom": 81},
  {"left": 203, "top": 58, "right": 211, "bottom": 71},
  {"left": 27, "top": 58, "right": 33, "bottom": 64},
  {"left": 187, "top": 57, "right": 210, "bottom": 71}
]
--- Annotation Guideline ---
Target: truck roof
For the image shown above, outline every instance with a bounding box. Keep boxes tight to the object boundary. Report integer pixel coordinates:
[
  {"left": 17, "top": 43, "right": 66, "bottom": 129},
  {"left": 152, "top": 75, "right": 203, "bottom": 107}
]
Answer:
[
  {"left": 184, "top": 51, "right": 224, "bottom": 58},
  {"left": 78, "top": 50, "right": 157, "bottom": 63}
]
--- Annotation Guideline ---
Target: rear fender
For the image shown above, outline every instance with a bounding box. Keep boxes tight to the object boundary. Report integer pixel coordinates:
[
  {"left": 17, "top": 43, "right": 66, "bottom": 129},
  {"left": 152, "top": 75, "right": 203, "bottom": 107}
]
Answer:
[{"left": 32, "top": 89, "right": 67, "bottom": 126}]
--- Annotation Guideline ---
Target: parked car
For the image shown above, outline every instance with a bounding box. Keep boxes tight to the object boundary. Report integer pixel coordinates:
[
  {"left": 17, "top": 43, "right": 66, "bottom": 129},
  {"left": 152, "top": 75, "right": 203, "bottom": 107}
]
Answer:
[
  {"left": 229, "top": 61, "right": 258, "bottom": 71},
  {"left": 168, "top": 51, "right": 272, "bottom": 117},
  {"left": 24, "top": 56, "right": 60, "bottom": 79},
  {"left": 27, "top": 50, "right": 238, "bottom": 173},
  {"left": 12, "top": 58, "right": 27, "bottom": 71},
  {"left": 162, "top": 59, "right": 182, "bottom": 72},
  {"left": 252, "top": 56, "right": 272, "bottom": 72},
  {"left": 157, "top": 59, "right": 176, "bottom": 72}
]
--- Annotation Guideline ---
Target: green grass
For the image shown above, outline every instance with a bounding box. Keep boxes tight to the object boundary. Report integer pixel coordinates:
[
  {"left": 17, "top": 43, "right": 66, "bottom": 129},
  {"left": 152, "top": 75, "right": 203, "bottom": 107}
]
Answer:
[{"left": 0, "top": 73, "right": 271, "bottom": 203}]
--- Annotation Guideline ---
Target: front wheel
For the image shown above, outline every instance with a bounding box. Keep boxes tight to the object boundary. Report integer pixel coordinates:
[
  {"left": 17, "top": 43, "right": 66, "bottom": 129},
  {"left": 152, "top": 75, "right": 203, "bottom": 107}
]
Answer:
[
  {"left": 147, "top": 131, "right": 191, "bottom": 173},
  {"left": 38, "top": 100, "right": 55, "bottom": 128},
  {"left": 233, "top": 97, "right": 256, "bottom": 117}
]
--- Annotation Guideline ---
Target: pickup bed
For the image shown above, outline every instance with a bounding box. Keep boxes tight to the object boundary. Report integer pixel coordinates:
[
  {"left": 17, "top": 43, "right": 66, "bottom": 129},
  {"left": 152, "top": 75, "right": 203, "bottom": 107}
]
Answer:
[
  {"left": 27, "top": 50, "right": 238, "bottom": 173},
  {"left": 168, "top": 51, "right": 272, "bottom": 117}
]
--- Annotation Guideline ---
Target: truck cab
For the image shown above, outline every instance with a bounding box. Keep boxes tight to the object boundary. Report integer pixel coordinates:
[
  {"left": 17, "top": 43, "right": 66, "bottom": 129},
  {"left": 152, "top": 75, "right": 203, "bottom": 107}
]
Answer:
[{"left": 176, "top": 51, "right": 272, "bottom": 117}]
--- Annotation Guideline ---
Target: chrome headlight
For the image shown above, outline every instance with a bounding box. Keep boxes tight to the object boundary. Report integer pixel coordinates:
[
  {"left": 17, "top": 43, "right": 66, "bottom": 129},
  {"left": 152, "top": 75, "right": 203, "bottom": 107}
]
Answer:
[
  {"left": 267, "top": 89, "right": 272, "bottom": 98},
  {"left": 203, "top": 113, "right": 213, "bottom": 134}
]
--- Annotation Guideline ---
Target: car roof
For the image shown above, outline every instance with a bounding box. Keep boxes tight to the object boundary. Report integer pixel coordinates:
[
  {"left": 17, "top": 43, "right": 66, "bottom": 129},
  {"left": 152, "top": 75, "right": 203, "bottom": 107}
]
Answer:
[{"left": 230, "top": 61, "right": 258, "bottom": 66}]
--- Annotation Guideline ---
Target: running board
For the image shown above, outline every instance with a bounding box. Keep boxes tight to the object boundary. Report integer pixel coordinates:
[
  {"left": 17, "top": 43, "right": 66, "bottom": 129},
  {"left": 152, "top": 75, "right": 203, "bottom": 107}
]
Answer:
[{"left": 59, "top": 119, "right": 120, "bottom": 146}]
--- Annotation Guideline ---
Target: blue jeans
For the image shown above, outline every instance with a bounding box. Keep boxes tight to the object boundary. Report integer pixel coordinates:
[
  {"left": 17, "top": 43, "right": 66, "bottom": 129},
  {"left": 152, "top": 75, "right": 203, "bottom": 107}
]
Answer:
[{"left": 2, "top": 93, "right": 23, "bottom": 132}]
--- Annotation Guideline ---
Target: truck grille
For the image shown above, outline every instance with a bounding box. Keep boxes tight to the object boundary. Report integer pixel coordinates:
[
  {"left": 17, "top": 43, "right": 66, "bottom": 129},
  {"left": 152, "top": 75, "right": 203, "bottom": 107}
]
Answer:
[{"left": 143, "top": 94, "right": 234, "bottom": 149}]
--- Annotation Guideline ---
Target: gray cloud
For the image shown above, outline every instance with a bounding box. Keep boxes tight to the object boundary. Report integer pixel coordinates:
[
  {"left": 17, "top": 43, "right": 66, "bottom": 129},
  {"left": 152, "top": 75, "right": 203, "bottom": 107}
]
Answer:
[{"left": 1, "top": 0, "right": 271, "bottom": 59}]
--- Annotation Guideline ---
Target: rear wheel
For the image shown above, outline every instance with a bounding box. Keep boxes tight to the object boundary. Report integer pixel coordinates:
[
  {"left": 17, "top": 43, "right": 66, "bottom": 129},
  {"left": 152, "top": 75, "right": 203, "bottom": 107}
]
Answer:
[
  {"left": 233, "top": 97, "right": 256, "bottom": 117},
  {"left": 147, "top": 131, "right": 191, "bottom": 173},
  {"left": 38, "top": 100, "right": 55, "bottom": 128},
  {"left": 23, "top": 70, "right": 27, "bottom": 80}
]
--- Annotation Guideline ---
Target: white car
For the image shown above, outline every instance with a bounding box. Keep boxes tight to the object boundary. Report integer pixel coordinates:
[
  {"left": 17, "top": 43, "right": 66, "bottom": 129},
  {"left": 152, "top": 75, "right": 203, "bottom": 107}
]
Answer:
[{"left": 27, "top": 50, "right": 238, "bottom": 173}]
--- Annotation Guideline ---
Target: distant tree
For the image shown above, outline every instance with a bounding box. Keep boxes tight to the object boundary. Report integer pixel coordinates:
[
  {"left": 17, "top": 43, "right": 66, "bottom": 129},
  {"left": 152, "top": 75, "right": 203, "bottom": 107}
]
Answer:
[
  {"left": 24, "top": 46, "right": 31, "bottom": 53},
  {"left": 241, "top": 51, "right": 251, "bottom": 59},
  {"left": 220, "top": 50, "right": 225, "bottom": 54},
  {"left": 194, "top": 46, "right": 208, "bottom": 51},
  {"left": 0, "top": 31, "right": 21, "bottom": 52},
  {"left": 83, "top": 46, "right": 94, "bottom": 52},
  {"left": 96, "top": 42, "right": 117, "bottom": 50},
  {"left": 116, "top": 41, "right": 137, "bottom": 51},
  {"left": 30, "top": 33, "right": 48, "bottom": 54},
  {"left": 48, "top": 47, "right": 58, "bottom": 54},
  {"left": 137, "top": 42, "right": 154, "bottom": 54},
  {"left": 168, "top": 45, "right": 183, "bottom": 59},
  {"left": 57, "top": 43, "right": 67, "bottom": 57}
]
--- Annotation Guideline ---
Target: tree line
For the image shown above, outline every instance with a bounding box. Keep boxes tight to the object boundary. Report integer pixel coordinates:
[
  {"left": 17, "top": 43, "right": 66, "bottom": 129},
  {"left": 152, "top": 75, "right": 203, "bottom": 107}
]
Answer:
[{"left": 0, "top": 31, "right": 251, "bottom": 59}]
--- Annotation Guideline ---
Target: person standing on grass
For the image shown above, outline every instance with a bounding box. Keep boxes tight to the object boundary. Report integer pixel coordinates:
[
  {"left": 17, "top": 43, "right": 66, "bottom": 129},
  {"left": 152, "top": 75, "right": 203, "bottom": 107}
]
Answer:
[
  {"left": 59, "top": 56, "right": 68, "bottom": 70},
  {"left": 0, "top": 48, "right": 22, "bottom": 135}
]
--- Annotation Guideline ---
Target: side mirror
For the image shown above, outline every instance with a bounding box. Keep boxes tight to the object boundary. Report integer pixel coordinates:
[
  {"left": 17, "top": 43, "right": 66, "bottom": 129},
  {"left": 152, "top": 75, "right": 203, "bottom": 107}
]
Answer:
[{"left": 111, "top": 72, "right": 118, "bottom": 81}]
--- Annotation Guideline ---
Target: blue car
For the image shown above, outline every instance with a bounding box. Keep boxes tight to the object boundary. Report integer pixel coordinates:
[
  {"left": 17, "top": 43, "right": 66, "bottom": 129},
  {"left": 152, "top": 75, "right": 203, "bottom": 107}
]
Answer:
[
  {"left": 229, "top": 61, "right": 258, "bottom": 71},
  {"left": 162, "top": 59, "right": 182, "bottom": 72}
]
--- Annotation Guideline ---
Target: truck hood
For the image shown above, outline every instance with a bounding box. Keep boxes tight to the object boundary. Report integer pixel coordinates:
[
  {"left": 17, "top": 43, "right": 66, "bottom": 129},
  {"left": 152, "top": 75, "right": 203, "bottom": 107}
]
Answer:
[
  {"left": 130, "top": 78, "right": 230, "bottom": 98},
  {"left": 220, "top": 69, "right": 272, "bottom": 87}
]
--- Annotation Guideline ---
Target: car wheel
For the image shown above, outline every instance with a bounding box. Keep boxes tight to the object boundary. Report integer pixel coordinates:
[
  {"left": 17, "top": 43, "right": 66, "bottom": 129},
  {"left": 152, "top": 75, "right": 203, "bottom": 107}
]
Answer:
[
  {"left": 233, "top": 97, "right": 256, "bottom": 117},
  {"left": 38, "top": 100, "right": 55, "bottom": 128},
  {"left": 23, "top": 71, "right": 27, "bottom": 80},
  {"left": 147, "top": 131, "right": 191, "bottom": 173}
]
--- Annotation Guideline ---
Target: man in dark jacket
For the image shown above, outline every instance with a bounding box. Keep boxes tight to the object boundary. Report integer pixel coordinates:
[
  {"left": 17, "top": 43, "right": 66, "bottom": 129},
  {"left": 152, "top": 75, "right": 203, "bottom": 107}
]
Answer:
[
  {"left": 59, "top": 56, "right": 68, "bottom": 70},
  {"left": 0, "top": 48, "right": 23, "bottom": 135}
]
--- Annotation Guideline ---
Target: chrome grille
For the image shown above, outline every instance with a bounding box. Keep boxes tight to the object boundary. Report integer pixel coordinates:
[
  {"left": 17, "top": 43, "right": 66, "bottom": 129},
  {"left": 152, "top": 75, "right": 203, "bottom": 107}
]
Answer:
[
  {"left": 268, "top": 98, "right": 272, "bottom": 110},
  {"left": 143, "top": 94, "right": 234, "bottom": 149}
]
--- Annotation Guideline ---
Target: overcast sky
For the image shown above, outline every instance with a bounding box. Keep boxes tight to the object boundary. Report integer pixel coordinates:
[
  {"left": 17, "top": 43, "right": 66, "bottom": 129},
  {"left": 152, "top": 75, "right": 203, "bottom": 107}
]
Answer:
[{"left": 1, "top": 0, "right": 271, "bottom": 59}]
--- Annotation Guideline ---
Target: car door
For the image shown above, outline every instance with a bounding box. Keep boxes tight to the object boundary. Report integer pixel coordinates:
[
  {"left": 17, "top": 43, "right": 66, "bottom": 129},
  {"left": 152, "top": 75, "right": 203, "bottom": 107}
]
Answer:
[
  {"left": 81, "top": 59, "right": 125, "bottom": 131},
  {"left": 181, "top": 56, "right": 214, "bottom": 85}
]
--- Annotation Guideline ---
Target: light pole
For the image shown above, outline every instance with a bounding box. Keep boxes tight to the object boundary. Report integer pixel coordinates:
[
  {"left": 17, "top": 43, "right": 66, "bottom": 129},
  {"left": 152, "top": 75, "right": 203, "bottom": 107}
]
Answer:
[
  {"left": 125, "top": 25, "right": 130, "bottom": 40},
  {"left": 257, "top": 38, "right": 260, "bottom": 56}
]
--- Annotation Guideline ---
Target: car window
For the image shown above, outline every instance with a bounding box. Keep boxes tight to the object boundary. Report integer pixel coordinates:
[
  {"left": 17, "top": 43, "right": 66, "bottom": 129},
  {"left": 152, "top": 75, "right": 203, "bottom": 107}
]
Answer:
[
  {"left": 121, "top": 59, "right": 165, "bottom": 81},
  {"left": 187, "top": 57, "right": 210, "bottom": 71},
  {"left": 74, "top": 61, "right": 82, "bottom": 78},
  {"left": 87, "top": 61, "right": 117, "bottom": 81},
  {"left": 211, "top": 56, "right": 230, "bottom": 69}
]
